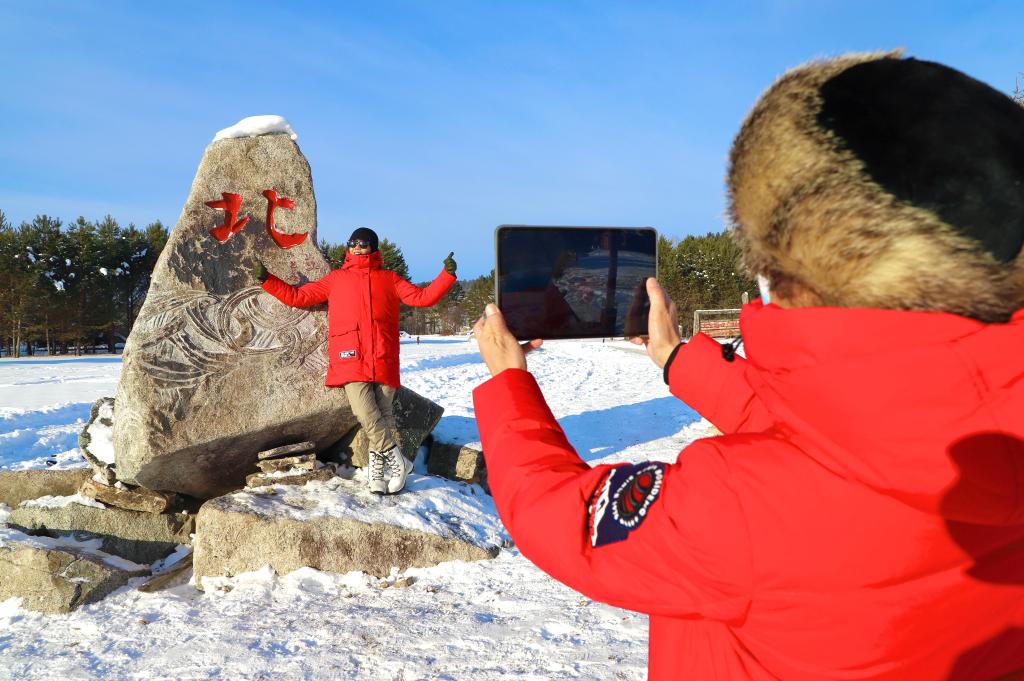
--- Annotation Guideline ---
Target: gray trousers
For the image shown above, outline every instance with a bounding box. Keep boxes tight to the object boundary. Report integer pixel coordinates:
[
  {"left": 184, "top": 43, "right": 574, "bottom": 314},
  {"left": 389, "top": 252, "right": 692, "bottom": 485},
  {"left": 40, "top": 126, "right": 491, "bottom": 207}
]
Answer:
[{"left": 344, "top": 382, "right": 398, "bottom": 452}]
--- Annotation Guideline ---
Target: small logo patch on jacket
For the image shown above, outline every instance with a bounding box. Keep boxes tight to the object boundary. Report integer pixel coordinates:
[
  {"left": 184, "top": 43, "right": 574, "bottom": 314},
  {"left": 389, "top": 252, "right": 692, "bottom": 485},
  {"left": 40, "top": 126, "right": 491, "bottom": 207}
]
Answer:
[
  {"left": 587, "top": 462, "right": 664, "bottom": 548},
  {"left": 339, "top": 349, "right": 357, "bottom": 359}
]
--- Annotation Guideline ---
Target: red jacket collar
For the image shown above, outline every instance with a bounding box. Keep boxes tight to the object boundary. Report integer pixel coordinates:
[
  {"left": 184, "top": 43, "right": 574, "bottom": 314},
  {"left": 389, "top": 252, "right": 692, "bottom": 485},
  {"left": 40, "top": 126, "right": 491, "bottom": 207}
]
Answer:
[
  {"left": 342, "top": 250, "right": 383, "bottom": 270},
  {"left": 736, "top": 301, "right": 1024, "bottom": 524},
  {"left": 739, "top": 300, "right": 989, "bottom": 372}
]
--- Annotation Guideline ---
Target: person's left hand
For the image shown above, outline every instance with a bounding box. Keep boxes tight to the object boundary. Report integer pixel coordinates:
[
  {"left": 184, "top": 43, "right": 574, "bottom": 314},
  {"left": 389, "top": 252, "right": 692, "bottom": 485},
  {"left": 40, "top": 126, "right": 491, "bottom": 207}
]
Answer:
[
  {"left": 443, "top": 251, "right": 457, "bottom": 276},
  {"left": 473, "top": 303, "right": 543, "bottom": 377},
  {"left": 252, "top": 258, "right": 269, "bottom": 284}
]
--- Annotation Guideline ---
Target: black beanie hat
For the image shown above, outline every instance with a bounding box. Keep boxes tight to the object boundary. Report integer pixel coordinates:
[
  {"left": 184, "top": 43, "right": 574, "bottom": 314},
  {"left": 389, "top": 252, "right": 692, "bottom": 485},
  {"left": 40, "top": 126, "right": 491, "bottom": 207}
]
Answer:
[
  {"left": 349, "top": 227, "right": 379, "bottom": 253},
  {"left": 728, "top": 51, "right": 1024, "bottom": 322}
]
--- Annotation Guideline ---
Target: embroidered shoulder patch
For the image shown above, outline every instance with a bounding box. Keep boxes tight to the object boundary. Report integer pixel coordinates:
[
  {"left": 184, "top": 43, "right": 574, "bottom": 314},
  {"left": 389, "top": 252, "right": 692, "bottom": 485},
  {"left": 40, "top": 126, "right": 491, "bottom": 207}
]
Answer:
[{"left": 587, "top": 462, "right": 665, "bottom": 548}]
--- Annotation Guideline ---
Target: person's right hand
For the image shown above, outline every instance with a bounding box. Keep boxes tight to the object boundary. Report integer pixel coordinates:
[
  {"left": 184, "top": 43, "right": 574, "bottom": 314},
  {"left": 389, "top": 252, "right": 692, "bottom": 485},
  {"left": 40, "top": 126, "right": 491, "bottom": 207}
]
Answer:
[
  {"left": 252, "top": 259, "right": 269, "bottom": 283},
  {"left": 473, "top": 304, "right": 543, "bottom": 378},
  {"left": 629, "top": 278, "right": 681, "bottom": 368}
]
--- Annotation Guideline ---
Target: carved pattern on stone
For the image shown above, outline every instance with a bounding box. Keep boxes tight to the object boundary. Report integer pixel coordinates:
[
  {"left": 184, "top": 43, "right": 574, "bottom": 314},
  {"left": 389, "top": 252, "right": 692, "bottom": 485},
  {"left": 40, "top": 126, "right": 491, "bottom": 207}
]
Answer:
[{"left": 131, "top": 287, "right": 328, "bottom": 405}]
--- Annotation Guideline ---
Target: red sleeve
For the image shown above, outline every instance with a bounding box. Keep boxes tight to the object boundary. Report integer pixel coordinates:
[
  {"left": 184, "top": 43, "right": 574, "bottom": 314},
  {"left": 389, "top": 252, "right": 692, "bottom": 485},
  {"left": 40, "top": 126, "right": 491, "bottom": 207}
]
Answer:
[
  {"left": 393, "top": 269, "right": 456, "bottom": 307},
  {"left": 261, "top": 271, "right": 333, "bottom": 308},
  {"left": 473, "top": 368, "right": 752, "bottom": 620},
  {"left": 669, "top": 333, "right": 774, "bottom": 434}
]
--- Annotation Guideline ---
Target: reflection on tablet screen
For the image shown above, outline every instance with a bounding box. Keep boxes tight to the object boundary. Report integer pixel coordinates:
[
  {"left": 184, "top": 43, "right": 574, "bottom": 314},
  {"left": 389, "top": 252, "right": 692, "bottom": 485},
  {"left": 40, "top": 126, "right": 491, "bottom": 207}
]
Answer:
[{"left": 496, "top": 226, "right": 657, "bottom": 339}]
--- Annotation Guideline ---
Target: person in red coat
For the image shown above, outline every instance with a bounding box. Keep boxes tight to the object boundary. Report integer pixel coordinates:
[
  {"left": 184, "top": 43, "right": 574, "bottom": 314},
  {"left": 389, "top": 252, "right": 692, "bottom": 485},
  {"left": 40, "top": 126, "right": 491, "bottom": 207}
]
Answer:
[
  {"left": 472, "top": 53, "right": 1024, "bottom": 680},
  {"left": 257, "top": 227, "right": 456, "bottom": 494}
]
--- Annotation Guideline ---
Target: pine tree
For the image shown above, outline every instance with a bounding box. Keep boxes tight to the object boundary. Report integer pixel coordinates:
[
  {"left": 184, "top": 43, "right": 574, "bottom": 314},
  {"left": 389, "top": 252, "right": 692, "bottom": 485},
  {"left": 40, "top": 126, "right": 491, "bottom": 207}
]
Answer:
[
  {"left": 317, "top": 237, "right": 410, "bottom": 281},
  {"left": 657, "top": 232, "right": 756, "bottom": 336},
  {"left": 378, "top": 238, "right": 410, "bottom": 281},
  {"left": 461, "top": 271, "right": 495, "bottom": 321}
]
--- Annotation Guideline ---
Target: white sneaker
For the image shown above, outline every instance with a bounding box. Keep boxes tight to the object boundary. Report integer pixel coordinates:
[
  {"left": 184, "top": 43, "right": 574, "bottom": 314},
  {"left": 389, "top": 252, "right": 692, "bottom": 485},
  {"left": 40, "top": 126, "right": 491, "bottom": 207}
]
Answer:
[
  {"left": 382, "top": 446, "right": 413, "bottom": 495},
  {"left": 367, "top": 451, "right": 387, "bottom": 495}
]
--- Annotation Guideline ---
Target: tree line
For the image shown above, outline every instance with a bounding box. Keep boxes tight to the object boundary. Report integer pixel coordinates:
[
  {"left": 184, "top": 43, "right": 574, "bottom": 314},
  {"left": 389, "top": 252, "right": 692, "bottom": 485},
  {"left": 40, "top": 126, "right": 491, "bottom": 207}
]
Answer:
[
  {"left": 383, "top": 233, "right": 755, "bottom": 338},
  {"left": 658, "top": 232, "right": 756, "bottom": 336},
  {"left": 323, "top": 233, "right": 754, "bottom": 337},
  {"left": 0, "top": 211, "right": 168, "bottom": 357},
  {"left": 319, "top": 238, "right": 494, "bottom": 336},
  {"left": 0, "top": 215, "right": 756, "bottom": 357}
]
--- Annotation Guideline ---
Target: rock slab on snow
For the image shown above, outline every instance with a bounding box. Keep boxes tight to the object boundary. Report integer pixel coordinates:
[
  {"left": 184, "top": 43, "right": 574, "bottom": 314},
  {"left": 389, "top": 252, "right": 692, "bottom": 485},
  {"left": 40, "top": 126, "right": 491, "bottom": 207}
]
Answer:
[
  {"left": 193, "top": 476, "right": 498, "bottom": 588},
  {"left": 256, "top": 453, "right": 316, "bottom": 473},
  {"left": 335, "top": 387, "right": 444, "bottom": 468},
  {"left": 0, "top": 532, "right": 149, "bottom": 614},
  {"left": 258, "top": 441, "right": 316, "bottom": 460},
  {"left": 79, "top": 478, "right": 178, "bottom": 514},
  {"left": 245, "top": 467, "right": 333, "bottom": 489},
  {"left": 113, "top": 130, "right": 359, "bottom": 498},
  {"left": 9, "top": 501, "right": 194, "bottom": 565},
  {"left": 427, "top": 440, "right": 489, "bottom": 492},
  {"left": 0, "top": 469, "right": 92, "bottom": 509}
]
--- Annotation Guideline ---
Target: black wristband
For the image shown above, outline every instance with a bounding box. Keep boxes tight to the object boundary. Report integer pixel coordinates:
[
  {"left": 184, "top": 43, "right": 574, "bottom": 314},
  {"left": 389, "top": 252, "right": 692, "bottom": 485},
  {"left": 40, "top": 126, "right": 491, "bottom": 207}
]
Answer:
[{"left": 662, "top": 342, "right": 685, "bottom": 385}]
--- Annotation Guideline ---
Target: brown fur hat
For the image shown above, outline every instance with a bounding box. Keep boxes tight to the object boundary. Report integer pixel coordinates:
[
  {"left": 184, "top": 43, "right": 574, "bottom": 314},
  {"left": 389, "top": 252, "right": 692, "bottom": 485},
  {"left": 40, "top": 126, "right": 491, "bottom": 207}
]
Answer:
[{"left": 728, "top": 52, "right": 1024, "bottom": 321}]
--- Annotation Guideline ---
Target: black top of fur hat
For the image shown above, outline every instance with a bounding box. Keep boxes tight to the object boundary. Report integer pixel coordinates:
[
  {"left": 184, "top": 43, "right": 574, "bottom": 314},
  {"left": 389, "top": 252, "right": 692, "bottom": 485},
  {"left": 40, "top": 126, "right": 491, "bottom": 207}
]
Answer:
[
  {"left": 818, "top": 58, "right": 1024, "bottom": 264},
  {"left": 728, "top": 52, "right": 1024, "bottom": 322}
]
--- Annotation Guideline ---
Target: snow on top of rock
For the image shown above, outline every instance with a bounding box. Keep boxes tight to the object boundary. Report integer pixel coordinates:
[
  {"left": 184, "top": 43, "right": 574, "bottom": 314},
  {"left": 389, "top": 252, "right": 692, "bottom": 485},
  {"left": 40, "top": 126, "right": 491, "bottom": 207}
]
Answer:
[
  {"left": 220, "top": 471, "right": 508, "bottom": 550},
  {"left": 83, "top": 400, "right": 116, "bottom": 465},
  {"left": 20, "top": 492, "right": 106, "bottom": 511},
  {"left": 213, "top": 115, "right": 297, "bottom": 142},
  {"left": 0, "top": 525, "right": 146, "bottom": 572}
]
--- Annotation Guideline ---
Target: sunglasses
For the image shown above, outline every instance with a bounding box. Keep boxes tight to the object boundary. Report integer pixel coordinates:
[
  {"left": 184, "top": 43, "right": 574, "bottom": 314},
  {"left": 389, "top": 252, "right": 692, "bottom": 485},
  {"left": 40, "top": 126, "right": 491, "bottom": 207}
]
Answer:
[{"left": 348, "top": 238, "right": 372, "bottom": 249}]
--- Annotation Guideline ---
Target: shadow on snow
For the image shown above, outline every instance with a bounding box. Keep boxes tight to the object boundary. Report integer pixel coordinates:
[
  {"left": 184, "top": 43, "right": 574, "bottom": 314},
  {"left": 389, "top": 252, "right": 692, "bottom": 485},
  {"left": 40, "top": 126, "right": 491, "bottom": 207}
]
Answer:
[
  {"left": 402, "top": 352, "right": 485, "bottom": 372},
  {"left": 434, "top": 396, "right": 699, "bottom": 463},
  {"left": 0, "top": 402, "right": 92, "bottom": 467},
  {"left": 0, "top": 357, "right": 123, "bottom": 366},
  {"left": 400, "top": 339, "right": 468, "bottom": 346}
]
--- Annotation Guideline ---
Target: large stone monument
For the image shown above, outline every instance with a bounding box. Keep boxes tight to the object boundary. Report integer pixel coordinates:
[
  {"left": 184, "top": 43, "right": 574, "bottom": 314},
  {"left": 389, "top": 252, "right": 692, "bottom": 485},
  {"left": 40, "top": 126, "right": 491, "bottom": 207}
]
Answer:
[
  {"left": 114, "top": 116, "right": 359, "bottom": 498},
  {"left": 0, "top": 117, "right": 490, "bottom": 615}
]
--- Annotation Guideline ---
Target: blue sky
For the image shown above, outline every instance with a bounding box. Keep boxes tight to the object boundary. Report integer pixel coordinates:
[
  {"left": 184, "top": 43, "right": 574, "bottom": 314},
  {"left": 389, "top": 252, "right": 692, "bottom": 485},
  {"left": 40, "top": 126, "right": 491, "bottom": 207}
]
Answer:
[{"left": 2, "top": 1, "right": 1022, "bottom": 281}]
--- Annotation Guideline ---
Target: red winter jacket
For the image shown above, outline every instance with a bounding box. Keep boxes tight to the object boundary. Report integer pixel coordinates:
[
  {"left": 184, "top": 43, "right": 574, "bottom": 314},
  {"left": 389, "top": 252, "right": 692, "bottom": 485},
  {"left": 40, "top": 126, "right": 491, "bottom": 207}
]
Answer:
[
  {"left": 473, "top": 301, "right": 1024, "bottom": 680},
  {"left": 262, "top": 250, "right": 455, "bottom": 388}
]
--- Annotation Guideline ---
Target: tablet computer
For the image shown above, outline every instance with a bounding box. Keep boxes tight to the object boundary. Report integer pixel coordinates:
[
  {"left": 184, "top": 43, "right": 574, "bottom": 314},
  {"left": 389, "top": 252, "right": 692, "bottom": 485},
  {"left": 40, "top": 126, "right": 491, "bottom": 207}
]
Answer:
[{"left": 495, "top": 225, "right": 658, "bottom": 340}]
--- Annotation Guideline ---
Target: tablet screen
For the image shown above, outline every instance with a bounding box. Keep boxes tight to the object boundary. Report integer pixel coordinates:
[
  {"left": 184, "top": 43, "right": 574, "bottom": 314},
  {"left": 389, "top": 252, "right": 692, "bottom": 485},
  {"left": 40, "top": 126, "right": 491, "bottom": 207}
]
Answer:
[{"left": 495, "top": 226, "right": 657, "bottom": 339}]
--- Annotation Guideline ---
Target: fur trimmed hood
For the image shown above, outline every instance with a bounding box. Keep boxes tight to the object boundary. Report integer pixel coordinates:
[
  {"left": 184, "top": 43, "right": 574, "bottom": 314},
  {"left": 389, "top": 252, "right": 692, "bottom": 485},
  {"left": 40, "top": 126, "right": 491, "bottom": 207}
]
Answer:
[{"left": 728, "top": 52, "right": 1024, "bottom": 321}]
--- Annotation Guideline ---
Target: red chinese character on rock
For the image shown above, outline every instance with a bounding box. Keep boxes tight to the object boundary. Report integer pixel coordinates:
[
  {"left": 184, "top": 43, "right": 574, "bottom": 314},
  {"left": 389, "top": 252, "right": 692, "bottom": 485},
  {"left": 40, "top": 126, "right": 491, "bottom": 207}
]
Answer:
[
  {"left": 205, "top": 192, "right": 250, "bottom": 242},
  {"left": 262, "top": 189, "right": 309, "bottom": 249}
]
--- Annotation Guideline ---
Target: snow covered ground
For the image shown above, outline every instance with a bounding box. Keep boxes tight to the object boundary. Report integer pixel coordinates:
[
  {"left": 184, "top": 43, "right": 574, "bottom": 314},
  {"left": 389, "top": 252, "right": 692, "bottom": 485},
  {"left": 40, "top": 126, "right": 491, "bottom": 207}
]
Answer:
[
  {"left": 0, "top": 356, "right": 122, "bottom": 471},
  {"left": 0, "top": 337, "right": 710, "bottom": 680}
]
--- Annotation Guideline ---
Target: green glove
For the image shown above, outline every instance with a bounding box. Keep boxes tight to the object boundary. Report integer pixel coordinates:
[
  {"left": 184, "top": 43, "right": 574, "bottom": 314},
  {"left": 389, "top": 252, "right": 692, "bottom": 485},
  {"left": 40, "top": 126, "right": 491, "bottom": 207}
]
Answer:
[
  {"left": 252, "top": 259, "right": 269, "bottom": 283},
  {"left": 443, "top": 251, "right": 457, "bottom": 276}
]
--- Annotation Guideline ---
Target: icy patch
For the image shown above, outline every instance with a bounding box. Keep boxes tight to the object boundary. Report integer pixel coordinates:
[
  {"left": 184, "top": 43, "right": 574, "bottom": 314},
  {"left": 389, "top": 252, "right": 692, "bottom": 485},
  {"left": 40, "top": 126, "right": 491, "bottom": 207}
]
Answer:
[
  {"left": 0, "top": 525, "right": 147, "bottom": 572},
  {"left": 3, "top": 448, "right": 86, "bottom": 472},
  {"left": 20, "top": 492, "right": 105, "bottom": 510},
  {"left": 150, "top": 544, "right": 192, "bottom": 574},
  {"left": 222, "top": 472, "right": 507, "bottom": 549},
  {"left": 213, "top": 115, "right": 297, "bottom": 142}
]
